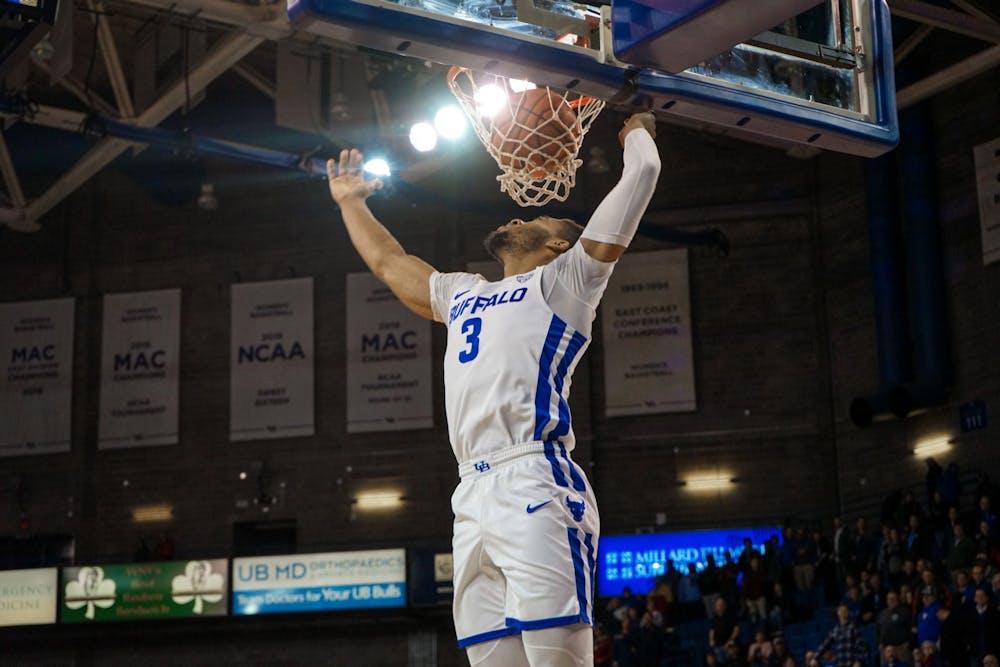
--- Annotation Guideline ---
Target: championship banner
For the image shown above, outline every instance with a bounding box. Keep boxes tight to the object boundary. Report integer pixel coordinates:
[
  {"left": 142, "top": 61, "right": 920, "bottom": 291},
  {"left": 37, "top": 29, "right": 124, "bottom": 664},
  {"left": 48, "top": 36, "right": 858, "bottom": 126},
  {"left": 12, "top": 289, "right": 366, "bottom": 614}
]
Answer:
[
  {"left": 345, "top": 273, "right": 432, "bottom": 432},
  {"left": 60, "top": 560, "right": 228, "bottom": 622},
  {"left": 98, "top": 289, "right": 181, "bottom": 449},
  {"left": 0, "top": 568, "right": 58, "bottom": 626},
  {"left": 230, "top": 278, "right": 314, "bottom": 441},
  {"left": 0, "top": 298, "right": 74, "bottom": 457},
  {"left": 232, "top": 549, "right": 406, "bottom": 615},
  {"left": 601, "top": 249, "right": 696, "bottom": 416},
  {"left": 974, "top": 137, "right": 1000, "bottom": 265}
]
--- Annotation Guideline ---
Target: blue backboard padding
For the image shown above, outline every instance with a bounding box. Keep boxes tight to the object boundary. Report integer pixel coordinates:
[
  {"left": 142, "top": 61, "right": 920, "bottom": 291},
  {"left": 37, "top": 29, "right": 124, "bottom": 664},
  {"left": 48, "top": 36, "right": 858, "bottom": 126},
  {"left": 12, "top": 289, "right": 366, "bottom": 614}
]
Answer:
[{"left": 288, "top": 0, "right": 897, "bottom": 154}]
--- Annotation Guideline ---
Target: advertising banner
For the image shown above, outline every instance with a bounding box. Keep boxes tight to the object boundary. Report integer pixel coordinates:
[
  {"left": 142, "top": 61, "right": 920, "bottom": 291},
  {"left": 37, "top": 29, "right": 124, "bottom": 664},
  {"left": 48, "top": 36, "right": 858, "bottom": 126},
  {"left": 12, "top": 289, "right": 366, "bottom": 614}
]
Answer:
[
  {"left": 345, "top": 273, "right": 432, "bottom": 432},
  {"left": 98, "top": 289, "right": 181, "bottom": 448},
  {"left": 0, "top": 568, "right": 58, "bottom": 626},
  {"left": 61, "top": 560, "right": 228, "bottom": 622},
  {"left": 598, "top": 526, "right": 782, "bottom": 596},
  {"left": 232, "top": 549, "right": 406, "bottom": 615},
  {"left": 601, "top": 249, "right": 695, "bottom": 416},
  {"left": 230, "top": 278, "right": 314, "bottom": 441},
  {"left": 0, "top": 298, "right": 74, "bottom": 457},
  {"left": 975, "top": 137, "right": 1000, "bottom": 265}
]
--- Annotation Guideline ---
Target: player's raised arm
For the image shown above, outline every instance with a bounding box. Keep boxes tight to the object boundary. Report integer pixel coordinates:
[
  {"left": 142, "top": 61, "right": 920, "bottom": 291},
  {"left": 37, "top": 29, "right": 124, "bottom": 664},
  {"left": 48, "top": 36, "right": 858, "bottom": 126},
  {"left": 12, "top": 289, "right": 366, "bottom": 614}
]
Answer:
[
  {"left": 328, "top": 149, "right": 436, "bottom": 320},
  {"left": 579, "top": 112, "right": 661, "bottom": 262}
]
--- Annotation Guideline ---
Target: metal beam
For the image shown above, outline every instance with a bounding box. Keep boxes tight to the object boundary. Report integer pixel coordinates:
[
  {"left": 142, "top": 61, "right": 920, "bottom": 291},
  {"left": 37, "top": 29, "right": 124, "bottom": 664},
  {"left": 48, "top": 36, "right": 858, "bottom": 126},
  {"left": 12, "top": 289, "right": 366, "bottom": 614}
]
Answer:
[
  {"left": 2, "top": 32, "right": 263, "bottom": 230},
  {"left": 233, "top": 63, "right": 276, "bottom": 100},
  {"left": 90, "top": 0, "right": 135, "bottom": 118},
  {"left": 111, "top": 0, "right": 291, "bottom": 40},
  {"left": 0, "top": 130, "right": 26, "bottom": 208},
  {"left": 894, "top": 24, "right": 934, "bottom": 65},
  {"left": 896, "top": 43, "right": 1000, "bottom": 109},
  {"left": 31, "top": 55, "right": 119, "bottom": 117},
  {"left": 951, "top": 0, "right": 998, "bottom": 23},
  {"left": 889, "top": 0, "right": 1000, "bottom": 43}
]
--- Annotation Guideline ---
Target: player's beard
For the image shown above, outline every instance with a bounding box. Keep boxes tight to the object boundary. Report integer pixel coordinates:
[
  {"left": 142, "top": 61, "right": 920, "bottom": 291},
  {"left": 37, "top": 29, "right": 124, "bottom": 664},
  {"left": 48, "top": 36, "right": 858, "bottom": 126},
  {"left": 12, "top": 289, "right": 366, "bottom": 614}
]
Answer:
[{"left": 484, "top": 226, "right": 548, "bottom": 262}]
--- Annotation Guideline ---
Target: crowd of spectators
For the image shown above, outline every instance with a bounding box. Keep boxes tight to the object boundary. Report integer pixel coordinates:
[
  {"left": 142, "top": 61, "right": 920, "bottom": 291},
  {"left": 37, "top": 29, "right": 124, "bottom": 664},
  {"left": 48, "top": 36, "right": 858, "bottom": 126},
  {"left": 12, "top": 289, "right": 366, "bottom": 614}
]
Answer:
[{"left": 594, "top": 464, "right": 1000, "bottom": 667}]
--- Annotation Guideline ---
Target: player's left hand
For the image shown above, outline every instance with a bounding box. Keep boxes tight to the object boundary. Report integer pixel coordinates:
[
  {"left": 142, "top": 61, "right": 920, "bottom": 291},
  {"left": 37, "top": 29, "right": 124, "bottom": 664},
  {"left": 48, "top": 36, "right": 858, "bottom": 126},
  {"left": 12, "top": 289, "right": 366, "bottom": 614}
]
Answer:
[
  {"left": 327, "top": 148, "right": 383, "bottom": 205},
  {"left": 619, "top": 111, "right": 656, "bottom": 147}
]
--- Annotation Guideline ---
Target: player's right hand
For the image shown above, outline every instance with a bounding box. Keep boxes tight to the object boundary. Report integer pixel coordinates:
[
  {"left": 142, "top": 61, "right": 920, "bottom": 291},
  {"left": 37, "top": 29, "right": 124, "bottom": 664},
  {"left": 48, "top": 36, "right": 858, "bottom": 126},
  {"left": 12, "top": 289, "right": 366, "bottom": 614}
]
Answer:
[
  {"left": 619, "top": 111, "right": 656, "bottom": 147},
  {"left": 327, "top": 149, "right": 383, "bottom": 205}
]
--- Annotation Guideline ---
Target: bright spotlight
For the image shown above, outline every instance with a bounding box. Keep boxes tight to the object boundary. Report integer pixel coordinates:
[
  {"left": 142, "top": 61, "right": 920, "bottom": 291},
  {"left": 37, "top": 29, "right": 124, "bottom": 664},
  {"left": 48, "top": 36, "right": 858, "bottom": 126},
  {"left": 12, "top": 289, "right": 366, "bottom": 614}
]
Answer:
[
  {"left": 363, "top": 158, "right": 391, "bottom": 177},
  {"left": 474, "top": 83, "right": 507, "bottom": 118},
  {"left": 508, "top": 78, "right": 537, "bottom": 93},
  {"left": 434, "top": 106, "right": 466, "bottom": 139},
  {"left": 409, "top": 121, "right": 438, "bottom": 152}
]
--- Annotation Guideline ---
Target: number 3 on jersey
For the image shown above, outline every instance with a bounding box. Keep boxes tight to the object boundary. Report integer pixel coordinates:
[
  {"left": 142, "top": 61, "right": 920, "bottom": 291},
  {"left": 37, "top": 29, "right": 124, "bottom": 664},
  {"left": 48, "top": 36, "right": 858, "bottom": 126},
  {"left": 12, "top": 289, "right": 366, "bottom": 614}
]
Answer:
[{"left": 458, "top": 317, "right": 482, "bottom": 363}]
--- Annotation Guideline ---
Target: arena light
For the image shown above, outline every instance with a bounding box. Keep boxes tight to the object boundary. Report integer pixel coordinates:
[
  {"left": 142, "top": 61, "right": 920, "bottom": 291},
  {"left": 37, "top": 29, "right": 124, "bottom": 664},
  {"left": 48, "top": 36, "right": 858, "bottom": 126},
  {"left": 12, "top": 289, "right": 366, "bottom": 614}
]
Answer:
[
  {"left": 434, "top": 105, "right": 466, "bottom": 139},
  {"left": 683, "top": 475, "right": 736, "bottom": 492},
  {"left": 132, "top": 504, "right": 174, "bottom": 523},
  {"left": 912, "top": 438, "right": 952, "bottom": 459},
  {"left": 409, "top": 121, "right": 438, "bottom": 152},
  {"left": 508, "top": 78, "right": 537, "bottom": 93},
  {"left": 363, "top": 158, "right": 391, "bottom": 177},
  {"left": 474, "top": 83, "right": 507, "bottom": 118},
  {"left": 355, "top": 491, "right": 403, "bottom": 510}
]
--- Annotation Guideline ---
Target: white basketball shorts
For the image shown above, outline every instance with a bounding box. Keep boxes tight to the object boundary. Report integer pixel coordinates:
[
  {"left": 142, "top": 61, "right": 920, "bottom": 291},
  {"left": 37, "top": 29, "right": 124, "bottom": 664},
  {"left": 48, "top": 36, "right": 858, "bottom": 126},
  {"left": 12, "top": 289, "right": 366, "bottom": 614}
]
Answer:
[{"left": 452, "top": 441, "right": 600, "bottom": 648}]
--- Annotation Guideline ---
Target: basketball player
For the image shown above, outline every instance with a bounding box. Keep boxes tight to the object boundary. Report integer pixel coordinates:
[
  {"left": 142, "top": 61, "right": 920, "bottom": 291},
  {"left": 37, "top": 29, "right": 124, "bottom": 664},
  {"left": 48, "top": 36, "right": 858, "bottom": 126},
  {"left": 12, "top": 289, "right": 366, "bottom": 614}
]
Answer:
[{"left": 327, "top": 111, "right": 660, "bottom": 666}]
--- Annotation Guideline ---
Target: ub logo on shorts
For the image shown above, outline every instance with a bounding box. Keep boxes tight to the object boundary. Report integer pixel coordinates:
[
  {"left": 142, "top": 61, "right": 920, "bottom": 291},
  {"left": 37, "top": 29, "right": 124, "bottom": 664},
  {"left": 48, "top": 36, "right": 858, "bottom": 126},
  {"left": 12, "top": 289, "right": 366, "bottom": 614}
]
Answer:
[{"left": 565, "top": 496, "right": 585, "bottom": 522}]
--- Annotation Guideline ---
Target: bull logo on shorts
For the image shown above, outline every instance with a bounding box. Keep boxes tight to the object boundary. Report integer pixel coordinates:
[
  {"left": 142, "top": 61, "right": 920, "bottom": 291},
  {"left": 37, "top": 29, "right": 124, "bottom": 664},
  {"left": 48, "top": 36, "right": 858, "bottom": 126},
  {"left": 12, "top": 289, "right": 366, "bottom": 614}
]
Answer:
[
  {"left": 474, "top": 460, "right": 491, "bottom": 473},
  {"left": 565, "top": 496, "right": 585, "bottom": 522}
]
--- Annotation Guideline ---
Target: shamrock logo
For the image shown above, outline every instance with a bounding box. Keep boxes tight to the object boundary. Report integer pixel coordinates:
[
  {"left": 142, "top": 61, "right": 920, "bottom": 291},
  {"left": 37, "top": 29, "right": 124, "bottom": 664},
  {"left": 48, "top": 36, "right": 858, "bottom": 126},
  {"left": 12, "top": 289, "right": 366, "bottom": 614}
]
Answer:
[
  {"left": 171, "top": 560, "right": 224, "bottom": 614},
  {"left": 65, "top": 567, "right": 116, "bottom": 620}
]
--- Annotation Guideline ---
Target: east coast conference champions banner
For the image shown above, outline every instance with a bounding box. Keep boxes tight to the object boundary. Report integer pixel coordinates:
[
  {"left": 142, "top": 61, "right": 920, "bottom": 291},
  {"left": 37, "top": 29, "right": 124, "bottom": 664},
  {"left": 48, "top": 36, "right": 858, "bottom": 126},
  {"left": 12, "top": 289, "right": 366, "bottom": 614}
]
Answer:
[
  {"left": 345, "top": 273, "right": 432, "bottom": 432},
  {"left": 601, "top": 249, "right": 696, "bottom": 416},
  {"left": 0, "top": 298, "right": 74, "bottom": 457},
  {"left": 99, "top": 289, "right": 181, "bottom": 448},
  {"left": 230, "top": 278, "right": 314, "bottom": 441}
]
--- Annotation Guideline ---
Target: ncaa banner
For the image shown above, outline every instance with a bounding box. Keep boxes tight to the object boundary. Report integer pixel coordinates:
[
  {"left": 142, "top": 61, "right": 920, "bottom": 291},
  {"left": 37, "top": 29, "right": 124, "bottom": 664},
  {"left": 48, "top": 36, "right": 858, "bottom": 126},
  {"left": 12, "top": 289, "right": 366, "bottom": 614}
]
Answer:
[
  {"left": 601, "top": 249, "right": 696, "bottom": 416},
  {"left": 230, "top": 278, "right": 314, "bottom": 441},
  {"left": 0, "top": 298, "right": 74, "bottom": 457},
  {"left": 974, "top": 137, "right": 1000, "bottom": 265},
  {"left": 99, "top": 289, "right": 181, "bottom": 448},
  {"left": 346, "top": 273, "right": 432, "bottom": 432}
]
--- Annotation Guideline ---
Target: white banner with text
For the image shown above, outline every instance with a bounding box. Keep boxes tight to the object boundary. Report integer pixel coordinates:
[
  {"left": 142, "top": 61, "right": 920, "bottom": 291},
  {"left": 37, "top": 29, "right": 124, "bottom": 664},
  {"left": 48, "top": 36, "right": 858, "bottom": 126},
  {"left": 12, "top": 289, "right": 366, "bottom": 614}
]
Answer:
[
  {"left": 99, "top": 289, "right": 180, "bottom": 448},
  {"left": 230, "top": 278, "right": 314, "bottom": 441},
  {"left": 345, "top": 273, "right": 432, "bottom": 432},
  {"left": 601, "top": 249, "right": 696, "bottom": 416},
  {"left": 0, "top": 298, "right": 74, "bottom": 457}
]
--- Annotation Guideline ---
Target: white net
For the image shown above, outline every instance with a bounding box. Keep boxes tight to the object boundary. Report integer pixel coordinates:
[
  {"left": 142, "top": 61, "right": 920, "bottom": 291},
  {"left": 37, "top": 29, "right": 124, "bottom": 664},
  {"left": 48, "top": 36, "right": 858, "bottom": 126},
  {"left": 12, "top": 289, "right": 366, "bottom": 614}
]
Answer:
[{"left": 447, "top": 66, "right": 605, "bottom": 207}]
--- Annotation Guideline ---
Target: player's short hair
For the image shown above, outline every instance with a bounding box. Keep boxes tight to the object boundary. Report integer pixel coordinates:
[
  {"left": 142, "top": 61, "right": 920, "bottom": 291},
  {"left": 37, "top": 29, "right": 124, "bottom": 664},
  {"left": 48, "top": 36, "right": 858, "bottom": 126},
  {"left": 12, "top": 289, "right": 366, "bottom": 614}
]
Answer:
[{"left": 549, "top": 217, "right": 584, "bottom": 246}]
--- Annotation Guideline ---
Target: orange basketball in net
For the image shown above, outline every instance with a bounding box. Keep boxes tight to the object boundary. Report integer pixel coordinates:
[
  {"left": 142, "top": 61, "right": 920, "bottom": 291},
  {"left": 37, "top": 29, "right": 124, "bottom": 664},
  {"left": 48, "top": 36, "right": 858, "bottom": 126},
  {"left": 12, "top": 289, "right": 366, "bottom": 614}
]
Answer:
[{"left": 490, "top": 88, "right": 580, "bottom": 179}]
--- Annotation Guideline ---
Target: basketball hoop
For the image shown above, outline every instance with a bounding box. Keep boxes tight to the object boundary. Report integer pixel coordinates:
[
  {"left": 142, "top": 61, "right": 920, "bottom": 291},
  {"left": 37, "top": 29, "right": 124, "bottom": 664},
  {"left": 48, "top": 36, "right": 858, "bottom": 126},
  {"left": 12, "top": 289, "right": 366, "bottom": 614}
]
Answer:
[{"left": 447, "top": 66, "right": 605, "bottom": 207}]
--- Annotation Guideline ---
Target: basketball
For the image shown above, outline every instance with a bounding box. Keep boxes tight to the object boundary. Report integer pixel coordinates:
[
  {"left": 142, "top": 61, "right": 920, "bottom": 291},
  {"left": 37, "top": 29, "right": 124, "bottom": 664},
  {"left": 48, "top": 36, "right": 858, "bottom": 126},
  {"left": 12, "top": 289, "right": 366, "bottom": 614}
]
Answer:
[{"left": 490, "top": 88, "right": 580, "bottom": 178}]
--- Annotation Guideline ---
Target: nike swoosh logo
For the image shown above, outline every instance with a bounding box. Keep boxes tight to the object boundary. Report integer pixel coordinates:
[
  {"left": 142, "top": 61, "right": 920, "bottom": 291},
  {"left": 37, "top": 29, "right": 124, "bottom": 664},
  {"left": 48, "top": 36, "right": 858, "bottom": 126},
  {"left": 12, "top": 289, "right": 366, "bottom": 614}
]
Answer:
[
  {"left": 453, "top": 290, "right": 471, "bottom": 300},
  {"left": 526, "top": 500, "right": 552, "bottom": 514}
]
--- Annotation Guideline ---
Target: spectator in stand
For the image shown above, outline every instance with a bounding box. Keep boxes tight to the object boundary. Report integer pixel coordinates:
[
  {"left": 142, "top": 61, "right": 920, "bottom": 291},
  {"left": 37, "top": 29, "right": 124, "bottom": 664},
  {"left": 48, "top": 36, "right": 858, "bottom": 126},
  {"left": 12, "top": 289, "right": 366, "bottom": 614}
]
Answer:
[
  {"left": 898, "top": 492, "right": 924, "bottom": 528},
  {"left": 739, "top": 538, "right": 761, "bottom": 574},
  {"left": 974, "top": 520, "right": 999, "bottom": 563},
  {"left": 808, "top": 604, "right": 868, "bottom": 667},
  {"left": 991, "top": 574, "right": 1000, "bottom": 610},
  {"left": 679, "top": 563, "right": 704, "bottom": 621},
  {"left": 926, "top": 459, "right": 944, "bottom": 509},
  {"left": 915, "top": 587, "right": 942, "bottom": 646},
  {"left": 709, "top": 597, "right": 740, "bottom": 664},
  {"left": 781, "top": 526, "right": 798, "bottom": 577},
  {"left": 814, "top": 530, "right": 838, "bottom": 608},
  {"left": 637, "top": 610, "right": 662, "bottom": 666},
  {"left": 855, "top": 518, "right": 877, "bottom": 575},
  {"left": 877, "top": 590, "right": 913, "bottom": 666},
  {"left": 842, "top": 585, "right": 863, "bottom": 625},
  {"left": 765, "top": 535, "right": 783, "bottom": 587},
  {"left": 969, "top": 588, "right": 1000, "bottom": 664},
  {"left": 794, "top": 527, "right": 817, "bottom": 594},
  {"left": 935, "top": 604, "right": 970, "bottom": 667},
  {"left": 955, "top": 569, "right": 976, "bottom": 609},
  {"left": 929, "top": 491, "right": 950, "bottom": 559},
  {"left": 770, "top": 581, "right": 791, "bottom": 631},
  {"left": 882, "top": 527, "right": 905, "bottom": 588},
  {"left": 743, "top": 556, "right": 770, "bottom": 626},
  {"left": 769, "top": 636, "right": 790, "bottom": 667},
  {"left": 906, "top": 515, "right": 933, "bottom": 562},
  {"left": 971, "top": 562, "right": 992, "bottom": 599},
  {"left": 946, "top": 523, "right": 975, "bottom": 573},
  {"left": 834, "top": 517, "right": 856, "bottom": 585},
  {"left": 883, "top": 645, "right": 906, "bottom": 667},
  {"left": 748, "top": 630, "right": 774, "bottom": 666},
  {"left": 860, "top": 573, "right": 885, "bottom": 623},
  {"left": 614, "top": 612, "right": 640, "bottom": 667},
  {"left": 701, "top": 554, "right": 724, "bottom": 619},
  {"left": 726, "top": 640, "right": 749, "bottom": 667},
  {"left": 980, "top": 496, "right": 998, "bottom": 534},
  {"left": 721, "top": 552, "right": 741, "bottom": 609},
  {"left": 986, "top": 656, "right": 1000, "bottom": 667},
  {"left": 915, "top": 641, "right": 942, "bottom": 667},
  {"left": 594, "top": 626, "right": 613, "bottom": 667}
]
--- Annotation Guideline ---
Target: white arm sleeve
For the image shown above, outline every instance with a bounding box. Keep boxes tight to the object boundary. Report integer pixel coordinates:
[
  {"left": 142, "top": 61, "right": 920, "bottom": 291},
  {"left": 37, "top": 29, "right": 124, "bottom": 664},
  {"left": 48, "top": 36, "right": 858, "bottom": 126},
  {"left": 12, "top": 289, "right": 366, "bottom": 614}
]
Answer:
[{"left": 579, "top": 128, "right": 661, "bottom": 247}]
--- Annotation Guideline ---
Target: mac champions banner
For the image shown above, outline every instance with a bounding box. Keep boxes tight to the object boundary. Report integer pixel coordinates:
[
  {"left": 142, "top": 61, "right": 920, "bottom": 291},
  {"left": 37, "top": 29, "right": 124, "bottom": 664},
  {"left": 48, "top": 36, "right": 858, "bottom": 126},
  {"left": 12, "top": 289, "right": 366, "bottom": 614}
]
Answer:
[
  {"left": 0, "top": 298, "right": 74, "bottom": 457},
  {"left": 230, "top": 278, "right": 314, "bottom": 441},
  {"left": 99, "top": 289, "right": 180, "bottom": 449},
  {"left": 601, "top": 249, "right": 695, "bottom": 416},
  {"left": 346, "top": 273, "right": 432, "bottom": 432}
]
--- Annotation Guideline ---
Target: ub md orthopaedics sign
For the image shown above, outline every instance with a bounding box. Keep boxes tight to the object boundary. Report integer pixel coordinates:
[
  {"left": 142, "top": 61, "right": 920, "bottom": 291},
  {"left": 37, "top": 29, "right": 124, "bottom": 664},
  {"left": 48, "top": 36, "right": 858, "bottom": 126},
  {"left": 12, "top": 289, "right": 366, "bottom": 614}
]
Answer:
[{"left": 232, "top": 549, "right": 407, "bottom": 615}]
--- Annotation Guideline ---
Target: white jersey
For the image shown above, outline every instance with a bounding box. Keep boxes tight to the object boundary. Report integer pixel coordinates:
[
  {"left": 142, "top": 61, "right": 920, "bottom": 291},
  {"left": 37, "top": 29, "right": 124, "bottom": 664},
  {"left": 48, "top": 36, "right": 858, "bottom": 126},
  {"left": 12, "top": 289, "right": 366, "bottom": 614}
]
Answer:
[{"left": 429, "top": 244, "right": 614, "bottom": 465}]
